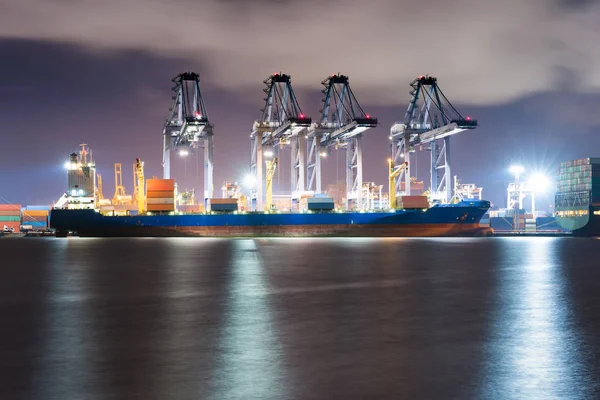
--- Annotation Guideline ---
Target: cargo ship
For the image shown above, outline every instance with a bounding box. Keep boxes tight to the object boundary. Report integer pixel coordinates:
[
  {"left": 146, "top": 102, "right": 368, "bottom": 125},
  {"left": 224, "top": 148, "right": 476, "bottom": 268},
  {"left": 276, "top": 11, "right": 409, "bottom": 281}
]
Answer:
[
  {"left": 555, "top": 157, "right": 600, "bottom": 237},
  {"left": 50, "top": 200, "right": 492, "bottom": 237},
  {"left": 50, "top": 145, "right": 492, "bottom": 238}
]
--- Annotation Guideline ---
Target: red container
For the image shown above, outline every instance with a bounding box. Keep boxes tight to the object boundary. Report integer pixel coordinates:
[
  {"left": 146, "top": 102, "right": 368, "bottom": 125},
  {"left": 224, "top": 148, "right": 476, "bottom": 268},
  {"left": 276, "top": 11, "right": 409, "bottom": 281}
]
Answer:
[
  {"left": 0, "top": 204, "right": 21, "bottom": 212},
  {"left": 146, "top": 179, "right": 175, "bottom": 191}
]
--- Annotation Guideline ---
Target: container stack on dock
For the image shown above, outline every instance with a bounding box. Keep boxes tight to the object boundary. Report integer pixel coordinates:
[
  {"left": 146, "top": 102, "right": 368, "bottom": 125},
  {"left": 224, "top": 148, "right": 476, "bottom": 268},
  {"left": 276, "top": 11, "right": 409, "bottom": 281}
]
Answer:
[
  {"left": 22, "top": 206, "right": 51, "bottom": 230},
  {"left": 556, "top": 158, "right": 600, "bottom": 205},
  {"left": 146, "top": 179, "right": 175, "bottom": 212},
  {"left": 0, "top": 204, "right": 21, "bottom": 232}
]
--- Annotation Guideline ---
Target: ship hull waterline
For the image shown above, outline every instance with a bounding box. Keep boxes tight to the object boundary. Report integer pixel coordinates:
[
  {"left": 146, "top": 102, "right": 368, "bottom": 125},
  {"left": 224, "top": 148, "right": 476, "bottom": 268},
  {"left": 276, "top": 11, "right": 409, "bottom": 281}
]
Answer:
[{"left": 50, "top": 205, "right": 493, "bottom": 238}]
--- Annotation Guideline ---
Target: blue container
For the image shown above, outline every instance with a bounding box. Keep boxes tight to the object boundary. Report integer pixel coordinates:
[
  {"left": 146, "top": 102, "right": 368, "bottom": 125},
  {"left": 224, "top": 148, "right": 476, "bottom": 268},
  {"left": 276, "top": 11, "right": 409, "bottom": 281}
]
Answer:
[
  {"left": 29, "top": 221, "right": 48, "bottom": 228},
  {"left": 25, "top": 205, "right": 52, "bottom": 211}
]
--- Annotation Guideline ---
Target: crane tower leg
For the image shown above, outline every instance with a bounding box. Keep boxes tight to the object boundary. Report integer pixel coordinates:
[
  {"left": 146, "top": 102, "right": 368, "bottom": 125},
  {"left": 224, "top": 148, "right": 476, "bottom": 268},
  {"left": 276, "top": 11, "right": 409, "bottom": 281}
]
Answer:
[
  {"left": 430, "top": 140, "right": 438, "bottom": 197},
  {"left": 162, "top": 134, "right": 171, "bottom": 179},
  {"left": 345, "top": 136, "right": 363, "bottom": 210},
  {"left": 444, "top": 137, "right": 451, "bottom": 203},
  {"left": 291, "top": 135, "right": 306, "bottom": 205},
  {"left": 315, "top": 139, "right": 322, "bottom": 194},
  {"left": 306, "top": 135, "right": 323, "bottom": 194},
  {"left": 204, "top": 134, "right": 214, "bottom": 209},
  {"left": 250, "top": 135, "right": 263, "bottom": 211}
]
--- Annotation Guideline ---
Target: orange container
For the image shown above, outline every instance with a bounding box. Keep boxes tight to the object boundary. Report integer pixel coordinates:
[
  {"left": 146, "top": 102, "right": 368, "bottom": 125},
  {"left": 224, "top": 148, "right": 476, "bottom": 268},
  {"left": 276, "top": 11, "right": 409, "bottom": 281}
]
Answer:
[
  {"left": 146, "top": 190, "right": 174, "bottom": 199},
  {"left": 209, "top": 198, "right": 238, "bottom": 204},
  {"left": 147, "top": 204, "right": 175, "bottom": 212},
  {"left": 146, "top": 179, "right": 175, "bottom": 191},
  {"left": 0, "top": 204, "right": 21, "bottom": 212},
  {"left": 23, "top": 210, "right": 49, "bottom": 217}
]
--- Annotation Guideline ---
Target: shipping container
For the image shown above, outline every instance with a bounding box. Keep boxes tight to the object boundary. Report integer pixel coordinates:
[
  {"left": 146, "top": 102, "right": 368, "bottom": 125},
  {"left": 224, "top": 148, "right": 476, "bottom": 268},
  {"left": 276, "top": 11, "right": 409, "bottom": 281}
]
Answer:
[
  {"left": 146, "top": 190, "right": 175, "bottom": 199},
  {"left": 209, "top": 198, "right": 238, "bottom": 204},
  {"left": 23, "top": 210, "right": 49, "bottom": 217},
  {"left": 25, "top": 205, "right": 52, "bottom": 211},
  {"left": 0, "top": 211, "right": 21, "bottom": 216},
  {"left": 22, "top": 217, "right": 48, "bottom": 223},
  {"left": 28, "top": 221, "right": 48, "bottom": 228},
  {"left": 146, "top": 179, "right": 175, "bottom": 191},
  {"left": 0, "top": 216, "right": 21, "bottom": 222},
  {"left": 209, "top": 203, "right": 238, "bottom": 212},
  {"left": 0, "top": 204, "right": 21, "bottom": 211},
  {"left": 146, "top": 205, "right": 175, "bottom": 212},
  {"left": 147, "top": 198, "right": 175, "bottom": 205}
]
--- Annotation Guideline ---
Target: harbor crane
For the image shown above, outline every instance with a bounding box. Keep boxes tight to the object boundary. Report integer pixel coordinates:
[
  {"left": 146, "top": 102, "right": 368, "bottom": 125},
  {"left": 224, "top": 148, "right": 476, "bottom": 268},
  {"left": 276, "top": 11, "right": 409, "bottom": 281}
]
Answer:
[
  {"left": 307, "top": 74, "right": 377, "bottom": 210},
  {"left": 162, "top": 72, "right": 214, "bottom": 209},
  {"left": 133, "top": 158, "right": 145, "bottom": 214},
  {"left": 96, "top": 174, "right": 104, "bottom": 201},
  {"left": 113, "top": 163, "right": 131, "bottom": 205},
  {"left": 390, "top": 76, "right": 477, "bottom": 203},
  {"left": 250, "top": 73, "right": 311, "bottom": 211}
]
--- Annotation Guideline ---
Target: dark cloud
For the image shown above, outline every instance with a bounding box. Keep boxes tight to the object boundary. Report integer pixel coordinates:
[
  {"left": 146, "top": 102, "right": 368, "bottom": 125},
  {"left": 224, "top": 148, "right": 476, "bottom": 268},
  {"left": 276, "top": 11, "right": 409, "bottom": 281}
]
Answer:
[
  {"left": 2, "top": 0, "right": 600, "bottom": 209},
  {"left": 1, "top": 0, "right": 600, "bottom": 105}
]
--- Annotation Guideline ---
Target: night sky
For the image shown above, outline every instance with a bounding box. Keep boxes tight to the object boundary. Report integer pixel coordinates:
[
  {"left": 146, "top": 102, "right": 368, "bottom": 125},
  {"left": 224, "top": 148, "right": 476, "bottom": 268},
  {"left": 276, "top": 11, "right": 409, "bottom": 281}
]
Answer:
[{"left": 1, "top": 0, "right": 599, "bottom": 210}]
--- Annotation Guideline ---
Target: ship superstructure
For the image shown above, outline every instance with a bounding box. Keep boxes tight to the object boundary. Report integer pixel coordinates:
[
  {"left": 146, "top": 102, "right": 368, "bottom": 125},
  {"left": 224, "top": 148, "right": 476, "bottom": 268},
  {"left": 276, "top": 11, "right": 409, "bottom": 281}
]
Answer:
[{"left": 55, "top": 144, "right": 96, "bottom": 210}]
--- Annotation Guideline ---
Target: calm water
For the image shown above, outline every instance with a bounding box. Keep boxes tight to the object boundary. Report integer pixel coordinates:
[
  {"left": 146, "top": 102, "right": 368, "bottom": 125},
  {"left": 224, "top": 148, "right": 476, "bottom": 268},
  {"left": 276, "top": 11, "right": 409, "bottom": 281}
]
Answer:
[{"left": 0, "top": 237, "right": 599, "bottom": 399}]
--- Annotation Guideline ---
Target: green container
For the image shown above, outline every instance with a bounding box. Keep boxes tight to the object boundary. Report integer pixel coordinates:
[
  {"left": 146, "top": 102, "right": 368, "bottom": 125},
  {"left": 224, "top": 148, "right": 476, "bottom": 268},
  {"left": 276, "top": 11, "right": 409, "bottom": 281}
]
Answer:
[{"left": 0, "top": 216, "right": 21, "bottom": 222}]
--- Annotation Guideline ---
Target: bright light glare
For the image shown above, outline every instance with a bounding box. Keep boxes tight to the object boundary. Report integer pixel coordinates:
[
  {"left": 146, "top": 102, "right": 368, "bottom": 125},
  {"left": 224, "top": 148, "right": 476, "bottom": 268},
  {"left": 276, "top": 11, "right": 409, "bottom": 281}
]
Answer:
[
  {"left": 64, "top": 161, "right": 71, "bottom": 170},
  {"left": 320, "top": 152, "right": 327, "bottom": 157},
  {"left": 179, "top": 150, "right": 189, "bottom": 157},
  {"left": 509, "top": 165, "right": 525, "bottom": 177},
  {"left": 264, "top": 150, "right": 274, "bottom": 158},
  {"left": 244, "top": 174, "right": 256, "bottom": 189},
  {"left": 529, "top": 173, "right": 551, "bottom": 193}
]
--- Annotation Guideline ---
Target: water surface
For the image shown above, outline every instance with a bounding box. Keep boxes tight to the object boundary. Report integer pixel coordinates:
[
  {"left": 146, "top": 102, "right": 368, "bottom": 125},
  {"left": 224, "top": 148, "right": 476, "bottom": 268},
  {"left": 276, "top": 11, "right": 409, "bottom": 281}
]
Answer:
[{"left": 0, "top": 237, "right": 599, "bottom": 399}]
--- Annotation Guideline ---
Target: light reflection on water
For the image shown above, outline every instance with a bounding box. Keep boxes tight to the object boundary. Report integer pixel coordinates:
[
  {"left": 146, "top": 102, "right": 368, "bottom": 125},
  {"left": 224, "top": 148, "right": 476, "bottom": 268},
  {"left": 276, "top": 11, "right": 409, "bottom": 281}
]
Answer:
[
  {"left": 482, "top": 238, "right": 591, "bottom": 399},
  {"left": 36, "top": 239, "right": 97, "bottom": 400},
  {"left": 209, "top": 239, "right": 286, "bottom": 400}
]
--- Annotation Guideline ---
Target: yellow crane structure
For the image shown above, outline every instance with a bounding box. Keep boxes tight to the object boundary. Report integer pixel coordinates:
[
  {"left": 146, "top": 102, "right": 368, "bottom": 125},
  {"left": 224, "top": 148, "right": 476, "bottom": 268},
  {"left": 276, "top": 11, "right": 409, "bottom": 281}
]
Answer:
[
  {"left": 265, "top": 157, "right": 278, "bottom": 212},
  {"left": 388, "top": 159, "right": 408, "bottom": 209},
  {"left": 133, "top": 158, "right": 145, "bottom": 214},
  {"left": 97, "top": 173, "right": 104, "bottom": 200},
  {"left": 113, "top": 163, "right": 132, "bottom": 205}
]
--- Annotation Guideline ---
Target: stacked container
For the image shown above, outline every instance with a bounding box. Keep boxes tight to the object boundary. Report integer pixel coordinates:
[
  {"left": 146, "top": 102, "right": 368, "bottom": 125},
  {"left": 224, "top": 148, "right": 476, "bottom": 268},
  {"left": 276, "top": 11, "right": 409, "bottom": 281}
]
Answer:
[
  {"left": 22, "top": 206, "right": 51, "bottom": 230},
  {"left": 146, "top": 179, "right": 175, "bottom": 212},
  {"left": 208, "top": 198, "right": 238, "bottom": 212},
  {"left": 0, "top": 204, "right": 21, "bottom": 232},
  {"left": 398, "top": 196, "right": 429, "bottom": 209},
  {"left": 556, "top": 158, "right": 600, "bottom": 208}
]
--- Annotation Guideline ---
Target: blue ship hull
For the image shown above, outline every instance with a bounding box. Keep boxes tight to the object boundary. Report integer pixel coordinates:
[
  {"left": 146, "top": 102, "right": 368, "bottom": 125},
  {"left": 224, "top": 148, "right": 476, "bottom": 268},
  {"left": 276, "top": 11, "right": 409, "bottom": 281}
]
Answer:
[{"left": 50, "top": 200, "right": 492, "bottom": 237}]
